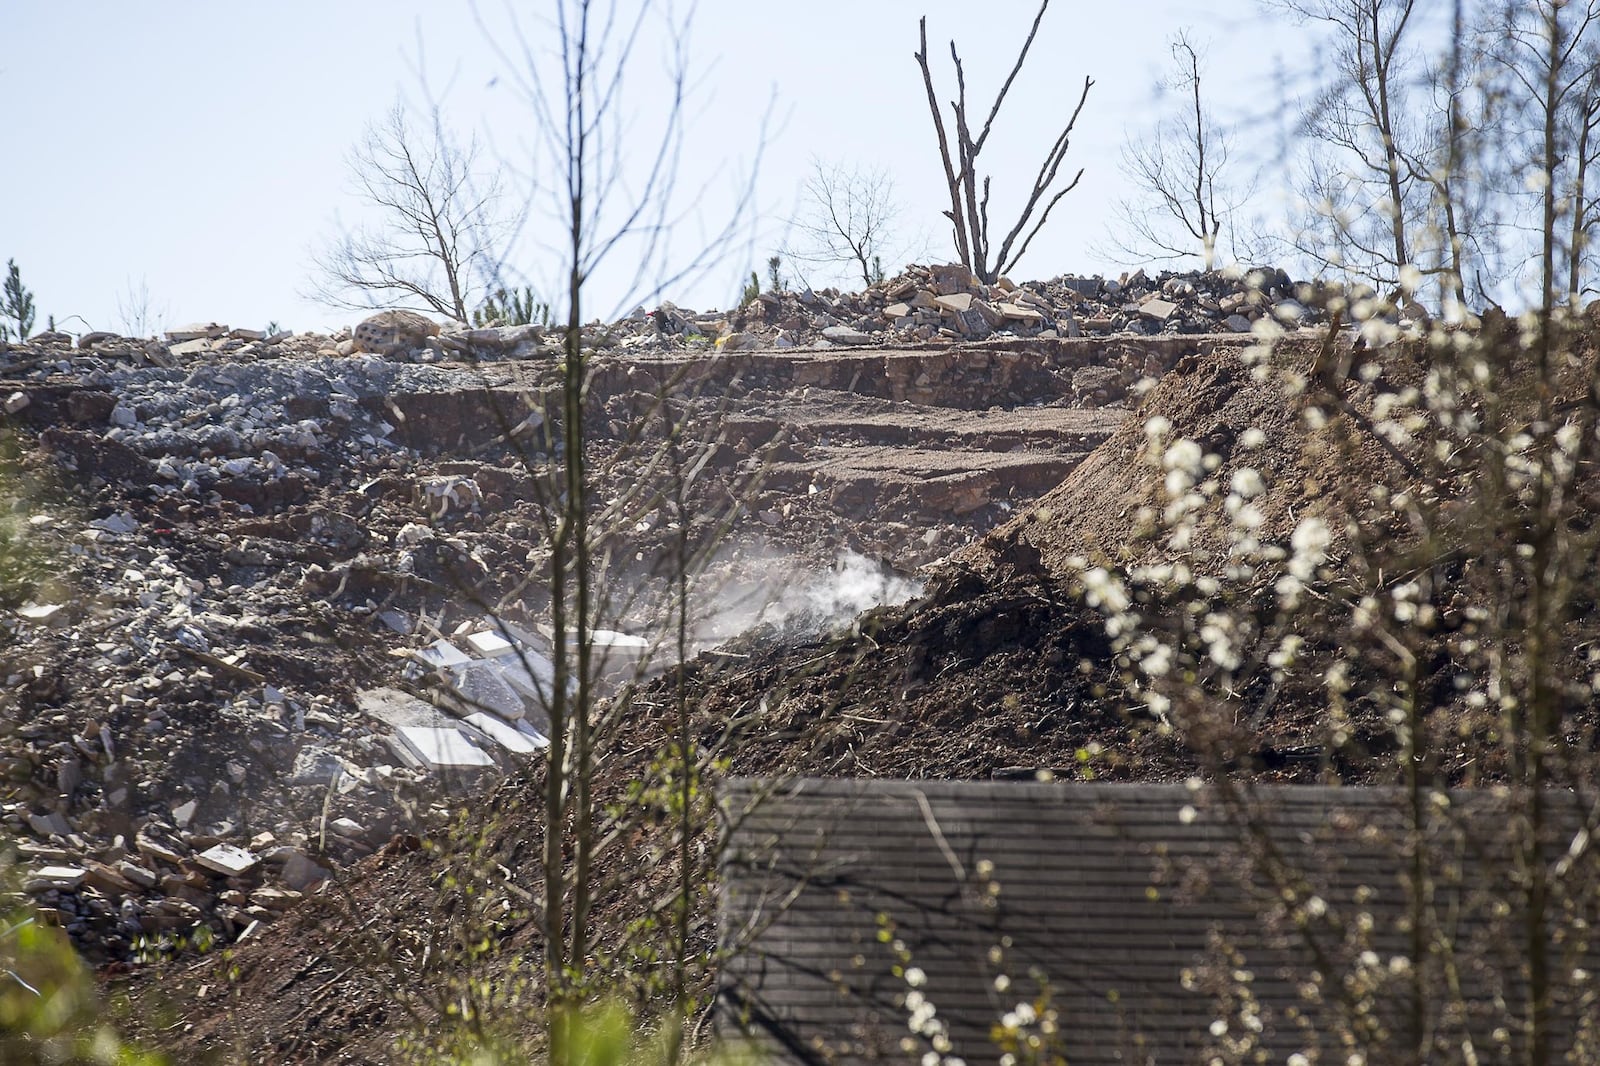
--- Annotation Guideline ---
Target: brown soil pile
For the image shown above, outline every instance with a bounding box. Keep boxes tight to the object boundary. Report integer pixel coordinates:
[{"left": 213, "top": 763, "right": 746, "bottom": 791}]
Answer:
[{"left": 110, "top": 317, "right": 1600, "bottom": 1061}]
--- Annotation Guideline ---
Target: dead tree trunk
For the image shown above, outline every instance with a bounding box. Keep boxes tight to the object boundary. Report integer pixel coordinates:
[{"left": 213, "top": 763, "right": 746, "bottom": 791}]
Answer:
[{"left": 913, "top": 2, "right": 1092, "bottom": 283}]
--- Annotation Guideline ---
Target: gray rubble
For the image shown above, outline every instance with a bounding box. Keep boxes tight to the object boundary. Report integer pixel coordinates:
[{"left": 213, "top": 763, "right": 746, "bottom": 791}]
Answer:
[{"left": 0, "top": 263, "right": 1286, "bottom": 962}]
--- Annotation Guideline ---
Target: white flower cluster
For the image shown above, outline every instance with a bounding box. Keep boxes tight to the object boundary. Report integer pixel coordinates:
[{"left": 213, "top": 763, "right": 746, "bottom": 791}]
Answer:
[
  {"left": 901, "top": 967, "right": 965, "bottom": 1066},
  {"left": 1072, "top": 421, "right": 1343, "bottom": 727}
]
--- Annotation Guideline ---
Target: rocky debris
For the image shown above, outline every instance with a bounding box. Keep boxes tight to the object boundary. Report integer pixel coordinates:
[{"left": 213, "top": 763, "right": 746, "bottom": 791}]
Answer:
[
  {"left": 350, "top": 310, "right": 441, "bottom": 356},
  {"left": 598, "top": 263, "right": 1332, "bottom": 353},
  {"left": 0, "top": 270, "right": 1266, "bottom": 964}
]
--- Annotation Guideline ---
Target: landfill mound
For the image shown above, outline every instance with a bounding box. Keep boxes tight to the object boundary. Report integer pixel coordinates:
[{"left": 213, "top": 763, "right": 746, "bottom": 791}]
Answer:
[
  {"left": 0, "top": 265, "right": 1292, "bottom": 973},
  {"left": 106, "top": 335, "right": 1333, "bottom": 1063}
]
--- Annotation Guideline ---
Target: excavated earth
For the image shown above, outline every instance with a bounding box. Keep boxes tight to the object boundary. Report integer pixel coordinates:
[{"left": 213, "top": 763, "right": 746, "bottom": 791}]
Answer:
[
  {"left": 16, "top": 285, "right": 1574, "bottom": 1062},
  {"left": 0, "top": 312, "right": 1253, "bottom": 1004}
]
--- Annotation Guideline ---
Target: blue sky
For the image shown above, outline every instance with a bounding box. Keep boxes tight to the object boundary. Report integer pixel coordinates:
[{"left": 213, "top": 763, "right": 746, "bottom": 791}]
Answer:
[{"left": 3, "top": 1, "right": 1313, "bottom": 335}]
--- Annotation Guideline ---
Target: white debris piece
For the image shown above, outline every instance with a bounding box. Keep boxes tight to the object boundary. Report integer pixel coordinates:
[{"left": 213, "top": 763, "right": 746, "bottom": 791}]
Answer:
[
  {"left": 194, "top": 843, "right": 259, "bottom": 877},
  {"left": 392, "top": 726, "right": 494, "bottom": 770},
  {"left": 465, "top": 630, "right": 515, "bottom": 658},
  {"left": 394, "top": 522, "right": 431, "bottom": 547},
  {"left": 412, "top": 639, "right": 472, "bottom": 671},
  {"left": 28, "top": 865, "right": 87, "bottom": 891},
  {"left": 88, "top": 511, "right": 139, "bottom": 535},
  {"left": 420, "top": 476, "right": 482, "bottom": 513},
  {"left": 463, "top": 711, "right": 548, "bottom": 755},
  {"left": 16, "top": 603, "right": 66, "bottom": 627}
]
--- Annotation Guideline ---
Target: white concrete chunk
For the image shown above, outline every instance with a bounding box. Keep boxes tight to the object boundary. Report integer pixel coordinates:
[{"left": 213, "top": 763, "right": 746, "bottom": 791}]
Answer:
[
  {"left": 194, "top": 843, "right": 259, "bottom": 877},
  {"left": 30, "top": 865, "right": 87, "bottom": 890},
  {"left": 466, "top": 630, "right": 515, "bottom": 658},
  {"left": 394, "top": 725, "right": 494, "bottom": 770},
  {"left": 412, "top": 639, "right": 472, "bottom": 670},
  {"left": 464, "top": 711, "right": 548, "bottom": 755}
]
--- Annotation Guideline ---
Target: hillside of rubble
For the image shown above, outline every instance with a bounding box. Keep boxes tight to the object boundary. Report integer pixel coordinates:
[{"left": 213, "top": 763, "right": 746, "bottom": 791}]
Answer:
[
  {"left": 0, "top": 261, "right": 1371, "bottom": 1060},
  {"left": 101, "top": 295, "right": 1600, "bottom": 1061}
]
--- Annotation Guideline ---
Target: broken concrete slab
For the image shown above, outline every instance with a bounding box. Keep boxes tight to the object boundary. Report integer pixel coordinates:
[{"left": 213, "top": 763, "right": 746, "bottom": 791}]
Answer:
[
  {"left": 27, "top": 865, "right": 87, "bottom": 891},
  {"left": 357, "top": 687, "right": 457, "bottom": 730},
  {"left": 195, "top": 844, "right": 259, "bottom": 877},
  {"left": 411, "top": 640, "right": 472, "bottom": 671},
  {"left": 391, "top": 725, "right": 494, "bottom": 772},
  {"left": 446, "top": 659, "right": 526, "bottom": 721},
  {"left": 165, "top": 322, "right": 227, "bottom": 342},
  {"left": 462, "top": 711, "right": 548, "bottom": 756},
  {"left": 289, "top": 745, "right": 351, "bottom": 786},
  {"left": 168, "top": 338, "right": 213, "bottom": 358},
  {"left": 1139, "top": 298, "right": 1179, "bottom": 322},
  {"left": 465, "top": 630, "right": 515, "bottom": 658},
  {"left": 16, "top": 603, "right": 67, "bottom": 627},
  {"left": 279, "top": 850, "right": 332, "bottom": 891}
]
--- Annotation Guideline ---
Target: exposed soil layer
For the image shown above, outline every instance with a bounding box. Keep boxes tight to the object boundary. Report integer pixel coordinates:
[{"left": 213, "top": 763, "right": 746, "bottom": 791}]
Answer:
[{"left": 25, "top": 306, "right": 1600, "bottom": 1061}]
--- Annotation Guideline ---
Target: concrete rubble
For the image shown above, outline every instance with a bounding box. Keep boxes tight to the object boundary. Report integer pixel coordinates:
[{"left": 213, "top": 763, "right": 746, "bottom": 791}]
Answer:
[{"left": 0, "top": 263, "right": 1286, "bottom": 962}]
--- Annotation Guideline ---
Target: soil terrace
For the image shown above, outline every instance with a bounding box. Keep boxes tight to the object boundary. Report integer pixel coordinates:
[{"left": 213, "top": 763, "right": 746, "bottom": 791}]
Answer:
[{"left": 0, "top": 321, "right": 1261, "bottom": 987}]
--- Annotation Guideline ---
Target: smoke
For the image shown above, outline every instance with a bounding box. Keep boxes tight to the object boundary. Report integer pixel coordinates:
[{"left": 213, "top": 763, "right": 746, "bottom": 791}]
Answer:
[
  {"left": 795, "top": 551, "right": 923, "bottom": 625},
  {"left": 697, "top": 549, "right": 923, "bottom": 644}
]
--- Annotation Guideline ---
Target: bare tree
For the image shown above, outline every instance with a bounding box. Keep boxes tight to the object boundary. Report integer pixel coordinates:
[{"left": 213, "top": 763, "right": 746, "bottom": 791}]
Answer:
[
  {"left": 468, "top": 3, "right": 764, "bottom": 1062},
  {"left": 914, "top": 1, "right": 1093, "bottom": 283},
  {"left": 1486, "top": 0, "right": 1600, "bottom": 309},
  {"left": 1107, "top": 31, "right": 1240, "bottom": 271},
  {"left": 113, "top": 276, "right": 165, "bottom": 338},
  {"left": 312, "top": 102, "right": 509, "bottom": 323},
  {"left": 1568, "top": 62, "right": 1600, "bottom": 300},
  {"left": 1269, "top": 0, "right": 1476, "bottom": 307},
  {"left": 784, "top": 159, "right": 912, "bottom": 289}
]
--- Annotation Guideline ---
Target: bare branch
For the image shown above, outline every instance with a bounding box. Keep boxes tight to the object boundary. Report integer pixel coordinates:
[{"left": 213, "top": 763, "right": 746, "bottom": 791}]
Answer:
[{"left": 914, "top": 5, "right": 1091, "bottom": 282}]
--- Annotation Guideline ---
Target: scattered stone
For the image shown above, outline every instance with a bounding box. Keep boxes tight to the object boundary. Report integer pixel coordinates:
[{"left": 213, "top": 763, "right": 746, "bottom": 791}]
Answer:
[
  {"left": 351, "top": 310, "right": 440, "bottom": 356},
  {"left": 820, "top": 325, "right": 872, "bottom": 346},
  {"left": 195, "top": 844, "right": 260, "bottom": 877},
  {"left": 116, "top": 862, "right": 158, "bottom": 889},
  {"left": 28, "top": 811, "right": 70, "bottom": 837}
]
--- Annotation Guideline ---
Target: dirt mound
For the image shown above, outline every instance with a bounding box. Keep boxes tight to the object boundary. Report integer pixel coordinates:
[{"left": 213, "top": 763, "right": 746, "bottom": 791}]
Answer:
[{"left": 113, "top": 338, "right": 1356, "bottom": 1062}]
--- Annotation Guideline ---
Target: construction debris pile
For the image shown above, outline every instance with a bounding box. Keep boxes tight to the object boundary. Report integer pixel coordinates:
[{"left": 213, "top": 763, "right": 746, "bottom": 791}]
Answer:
[
  {"left": 0, "top": 268, "right": 1268, "bottom": 962},
  {"left": 632, "top": 263, "right": 1328, "bottom": 351}
]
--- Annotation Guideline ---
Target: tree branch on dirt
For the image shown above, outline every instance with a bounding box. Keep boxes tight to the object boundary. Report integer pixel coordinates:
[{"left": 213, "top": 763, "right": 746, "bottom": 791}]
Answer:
[{"left": 914, "top": 2, "right": 1093, "bottom": 283}]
